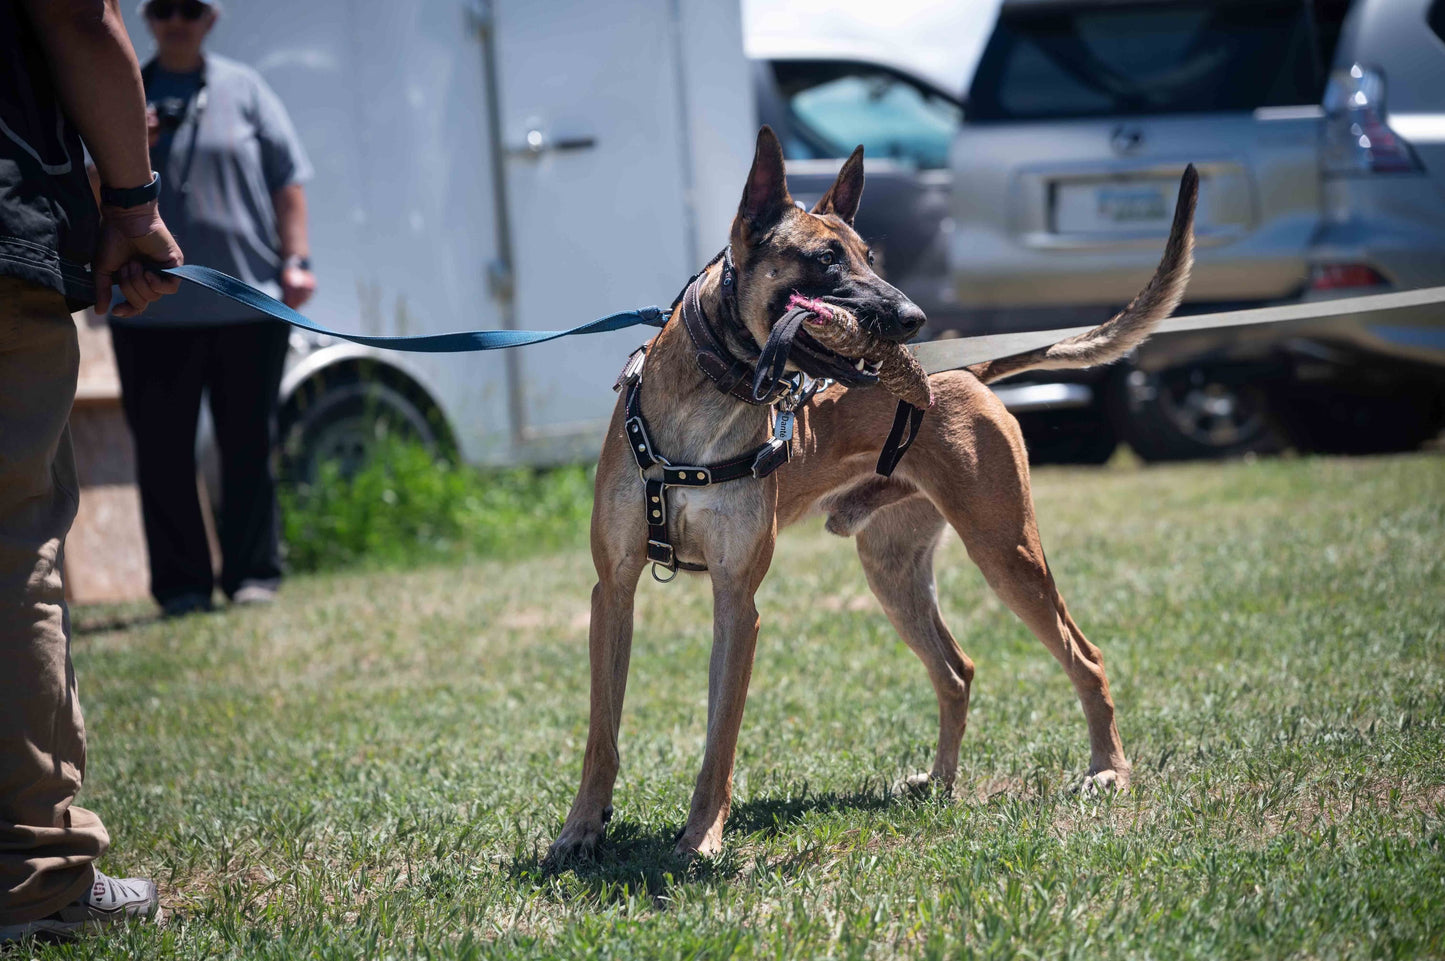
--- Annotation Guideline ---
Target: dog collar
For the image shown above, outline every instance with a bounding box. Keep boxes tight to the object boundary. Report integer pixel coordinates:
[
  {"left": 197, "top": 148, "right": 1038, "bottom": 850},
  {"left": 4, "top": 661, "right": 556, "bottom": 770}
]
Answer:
[{"left": 680, "top": 269, "right": 792, "bottom": 406}]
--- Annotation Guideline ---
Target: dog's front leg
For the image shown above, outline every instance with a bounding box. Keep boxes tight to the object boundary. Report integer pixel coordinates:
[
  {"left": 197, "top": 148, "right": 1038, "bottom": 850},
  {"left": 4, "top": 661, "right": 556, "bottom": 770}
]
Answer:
[
  {"left": 548, "top": 570, "right": 641, "bottom": 861},
  {"left": 675, "top": 567, "right": 768, "bottom": 859}
]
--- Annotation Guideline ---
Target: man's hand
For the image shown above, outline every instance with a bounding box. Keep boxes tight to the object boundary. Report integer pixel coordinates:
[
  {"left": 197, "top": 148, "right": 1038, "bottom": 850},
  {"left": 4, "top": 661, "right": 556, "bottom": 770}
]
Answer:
[
  {"left": 280, "top": 265, "right": 316, "bottom": 309},
  {"left": 95, "top": 201, "right": 183, "bottom": 318}
]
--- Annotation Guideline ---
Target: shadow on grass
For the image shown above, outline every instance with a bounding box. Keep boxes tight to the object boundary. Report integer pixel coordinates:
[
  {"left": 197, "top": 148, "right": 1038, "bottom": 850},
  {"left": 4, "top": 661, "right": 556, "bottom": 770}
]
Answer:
[
  {"left": 508, "top": 782, "right": 906, "bottom": 908},
  {"left": 71, "top": 609, "right": 162, "bottom": 636}
]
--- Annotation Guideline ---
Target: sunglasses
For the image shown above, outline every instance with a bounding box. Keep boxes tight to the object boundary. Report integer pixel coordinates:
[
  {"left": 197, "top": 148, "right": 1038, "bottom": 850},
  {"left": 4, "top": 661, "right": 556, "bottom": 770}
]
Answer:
[{"left": 146, "top": 0, "right": 210, "bottom": 20}]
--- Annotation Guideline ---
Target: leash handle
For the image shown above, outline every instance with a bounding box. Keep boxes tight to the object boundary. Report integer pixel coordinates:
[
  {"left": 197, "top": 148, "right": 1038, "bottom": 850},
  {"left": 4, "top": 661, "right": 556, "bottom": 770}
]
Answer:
[{"left": 152, "top": 264, "right": 666, "bottom": 353}]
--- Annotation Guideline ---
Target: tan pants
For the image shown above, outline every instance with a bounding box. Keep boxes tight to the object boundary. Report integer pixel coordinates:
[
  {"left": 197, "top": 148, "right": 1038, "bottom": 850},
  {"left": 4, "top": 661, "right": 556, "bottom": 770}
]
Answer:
[{"left": 0, "top": 277, "right": 107, "bottom": 925}]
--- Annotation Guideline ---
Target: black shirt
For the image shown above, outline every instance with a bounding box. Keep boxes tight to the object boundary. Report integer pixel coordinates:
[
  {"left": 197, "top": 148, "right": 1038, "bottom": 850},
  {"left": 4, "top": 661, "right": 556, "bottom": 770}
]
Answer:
[{"left": 0, "top": 0, "right": 101, "bottom": 310}]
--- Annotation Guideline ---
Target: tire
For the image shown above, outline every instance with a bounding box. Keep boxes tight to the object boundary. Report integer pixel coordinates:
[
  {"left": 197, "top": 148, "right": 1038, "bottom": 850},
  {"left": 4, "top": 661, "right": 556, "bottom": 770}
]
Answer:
[
  {"left": 1015, "top": 408, "right": 1119, "bottom": 465},
  {"left": 280, "top": 371, "right": 444, "bottom": 484},
  {"left": 1114, "top": 364, "right": 1285, "bottom": 462}
]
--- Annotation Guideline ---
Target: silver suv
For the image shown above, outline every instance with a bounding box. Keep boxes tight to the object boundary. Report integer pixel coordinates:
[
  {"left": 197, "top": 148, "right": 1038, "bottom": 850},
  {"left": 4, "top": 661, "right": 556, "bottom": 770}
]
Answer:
[{"left": 756, "top": 0, "right": 1445, "bottom": 461}]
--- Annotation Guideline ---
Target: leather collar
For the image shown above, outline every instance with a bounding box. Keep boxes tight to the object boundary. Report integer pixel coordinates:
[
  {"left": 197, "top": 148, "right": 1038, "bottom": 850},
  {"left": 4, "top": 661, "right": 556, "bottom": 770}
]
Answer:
[{"left": 680, "top": 268, "right": 791, "bottom": 406}]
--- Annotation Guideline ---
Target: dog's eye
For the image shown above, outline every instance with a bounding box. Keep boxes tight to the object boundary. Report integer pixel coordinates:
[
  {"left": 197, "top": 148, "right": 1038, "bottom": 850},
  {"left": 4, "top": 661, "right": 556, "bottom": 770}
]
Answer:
[
  {"left": 817, "top": 251, "right": 835, "bottom": 267},
  {"left": 866, "top": 249, "right": 876, "bottom": 266}
]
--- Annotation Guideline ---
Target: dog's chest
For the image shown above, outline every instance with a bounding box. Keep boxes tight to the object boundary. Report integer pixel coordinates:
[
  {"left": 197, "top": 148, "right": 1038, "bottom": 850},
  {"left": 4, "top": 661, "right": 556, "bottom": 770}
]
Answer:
[{"left": 658, "top": 481, "right": 773, "bottom": 571}]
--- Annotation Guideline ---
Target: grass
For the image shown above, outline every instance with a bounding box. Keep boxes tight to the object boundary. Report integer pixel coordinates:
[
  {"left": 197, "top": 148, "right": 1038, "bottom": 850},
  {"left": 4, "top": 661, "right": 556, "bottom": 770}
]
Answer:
[
  {"left": 279, "top": 440, "right": 592, "bottom": 572},
  {"left": 35, "top": 452, "right": 1445, "bottom": 958}
]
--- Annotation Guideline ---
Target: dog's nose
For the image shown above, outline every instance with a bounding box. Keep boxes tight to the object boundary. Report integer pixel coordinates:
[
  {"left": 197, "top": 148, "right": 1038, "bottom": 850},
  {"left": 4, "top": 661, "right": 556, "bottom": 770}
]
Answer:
[{"left": 896, "top": 300, "right": 927, "bottom": 339}]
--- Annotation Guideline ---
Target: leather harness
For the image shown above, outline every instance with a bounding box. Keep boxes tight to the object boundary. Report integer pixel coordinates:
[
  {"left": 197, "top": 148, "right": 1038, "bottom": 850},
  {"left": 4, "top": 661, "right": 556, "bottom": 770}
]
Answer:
[{"left": 617, "top": 248, "right": 925, "bottom": 581}]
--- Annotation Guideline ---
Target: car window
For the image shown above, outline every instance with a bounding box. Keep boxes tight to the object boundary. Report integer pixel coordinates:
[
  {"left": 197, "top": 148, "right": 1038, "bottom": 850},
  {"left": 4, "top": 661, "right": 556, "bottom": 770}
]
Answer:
[
  {"left": 770, "top": 61, "right": 961, "bottom": 169},
  {"left": 1431, "top": 0, "right": 1445, "bottom": 45},
  {"left": 969, "top": 1, "right": 1327, "bottom": 122}
]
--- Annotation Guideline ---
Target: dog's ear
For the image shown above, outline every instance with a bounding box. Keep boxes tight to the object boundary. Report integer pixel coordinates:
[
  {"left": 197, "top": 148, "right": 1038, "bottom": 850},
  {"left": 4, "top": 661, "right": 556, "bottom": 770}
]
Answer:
[
  {"left": 737, "top": 126, "right": 792, "bottom": 238},
  {"left": 811, "top": 145, "right": 864, "bottom": 225}
]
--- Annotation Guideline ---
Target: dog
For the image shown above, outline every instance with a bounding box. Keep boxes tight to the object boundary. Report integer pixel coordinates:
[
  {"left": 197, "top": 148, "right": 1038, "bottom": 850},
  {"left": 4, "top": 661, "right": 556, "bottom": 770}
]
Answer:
[{"left": 548, "top": 127, "right": 1197, "bottom": 861}]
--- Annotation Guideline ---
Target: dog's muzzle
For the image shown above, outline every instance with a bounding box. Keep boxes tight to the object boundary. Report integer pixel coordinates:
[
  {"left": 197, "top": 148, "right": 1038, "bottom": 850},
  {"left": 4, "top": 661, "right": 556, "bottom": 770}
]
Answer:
[{"left": 821, "top": 290, "right": 927, "bottom": 344}]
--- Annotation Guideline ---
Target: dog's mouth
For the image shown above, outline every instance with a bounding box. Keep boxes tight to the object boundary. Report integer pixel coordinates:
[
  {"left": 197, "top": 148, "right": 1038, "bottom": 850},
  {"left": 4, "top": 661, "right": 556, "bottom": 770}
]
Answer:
[
  {"left": 794, "top": 332, "right": 882, "bottom": 382},
  {"left": 786, "top": 294, "right": 883, "bottom": 383}
]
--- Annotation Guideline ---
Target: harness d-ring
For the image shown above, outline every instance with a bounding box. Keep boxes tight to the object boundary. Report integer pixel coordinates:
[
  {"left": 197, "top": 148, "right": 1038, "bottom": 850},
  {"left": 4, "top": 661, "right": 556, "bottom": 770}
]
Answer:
[{"left": 651, "top": 562, "right": 678, "bottom": 584}]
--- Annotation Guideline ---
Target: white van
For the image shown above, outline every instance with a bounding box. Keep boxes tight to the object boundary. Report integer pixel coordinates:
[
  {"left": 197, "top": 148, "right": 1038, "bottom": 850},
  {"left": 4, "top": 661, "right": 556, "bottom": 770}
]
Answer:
[{"left": 122, "top": 0, "right": 756, "bottom": 476}]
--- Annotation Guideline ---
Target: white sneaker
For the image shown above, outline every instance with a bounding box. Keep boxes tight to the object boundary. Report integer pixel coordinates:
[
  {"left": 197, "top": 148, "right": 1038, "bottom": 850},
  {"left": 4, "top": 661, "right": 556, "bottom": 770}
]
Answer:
[
  {"left": 0, "top": 869, "right": 161, "bottom": 942},
  {"left": 232, "top": 581, "right": 278, "bottom": 605}
]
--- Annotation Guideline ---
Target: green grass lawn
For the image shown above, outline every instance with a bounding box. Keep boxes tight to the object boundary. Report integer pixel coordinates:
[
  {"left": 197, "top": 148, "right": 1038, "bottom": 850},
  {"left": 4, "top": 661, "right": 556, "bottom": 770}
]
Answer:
[{"left": 40, "top": 453, "right": 1445, "bottom": 959}]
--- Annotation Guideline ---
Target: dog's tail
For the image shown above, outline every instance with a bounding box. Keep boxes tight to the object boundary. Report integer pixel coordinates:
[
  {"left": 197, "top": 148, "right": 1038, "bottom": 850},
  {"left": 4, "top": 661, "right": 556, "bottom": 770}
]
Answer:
[{"left": 966, "top": 164, "right": 1198, "bottom": 387}]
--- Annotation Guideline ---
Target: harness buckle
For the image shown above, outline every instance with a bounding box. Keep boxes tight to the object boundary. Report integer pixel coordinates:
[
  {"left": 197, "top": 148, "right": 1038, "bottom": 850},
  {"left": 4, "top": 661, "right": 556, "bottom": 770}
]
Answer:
[
  {"left": 646, "top": 539, "right": 676, "bottom": 567},
  {"left": 751, "top": 438, "right": 791, "bottom": 479},
  {"left": 614, "top": 345, "right": 648, "bottom": 392}
]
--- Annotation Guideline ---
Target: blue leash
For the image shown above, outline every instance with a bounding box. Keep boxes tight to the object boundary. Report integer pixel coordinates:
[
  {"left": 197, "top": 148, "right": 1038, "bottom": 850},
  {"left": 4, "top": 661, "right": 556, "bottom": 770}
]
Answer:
[{"left": 155, "top": 264, "right": 668, "bottom": 352}]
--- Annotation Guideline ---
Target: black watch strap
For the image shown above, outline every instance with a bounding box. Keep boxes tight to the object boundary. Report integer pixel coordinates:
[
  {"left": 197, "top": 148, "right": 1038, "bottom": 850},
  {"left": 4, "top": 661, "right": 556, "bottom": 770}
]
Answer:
[{"left": 100, "top": 171, "right": 161, "bottom": 209}]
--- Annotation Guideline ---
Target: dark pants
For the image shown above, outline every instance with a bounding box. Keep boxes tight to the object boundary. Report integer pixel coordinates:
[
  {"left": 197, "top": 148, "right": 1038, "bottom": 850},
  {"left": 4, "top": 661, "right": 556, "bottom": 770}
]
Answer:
[{"left": 110, "top": 320, "right": 290, "bottom": 605}]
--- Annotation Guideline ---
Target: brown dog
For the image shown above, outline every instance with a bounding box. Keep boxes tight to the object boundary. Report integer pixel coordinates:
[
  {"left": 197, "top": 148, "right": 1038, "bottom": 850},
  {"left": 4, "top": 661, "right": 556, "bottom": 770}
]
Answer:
[{"left": 549, "top": 127, "right": 1197, "bottom": 861}]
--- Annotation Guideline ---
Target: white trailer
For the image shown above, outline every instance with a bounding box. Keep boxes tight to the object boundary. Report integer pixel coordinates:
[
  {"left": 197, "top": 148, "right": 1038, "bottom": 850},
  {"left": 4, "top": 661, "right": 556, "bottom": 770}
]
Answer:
[{"left": 122, "top": 0, "right": 755, "bottom": 472}]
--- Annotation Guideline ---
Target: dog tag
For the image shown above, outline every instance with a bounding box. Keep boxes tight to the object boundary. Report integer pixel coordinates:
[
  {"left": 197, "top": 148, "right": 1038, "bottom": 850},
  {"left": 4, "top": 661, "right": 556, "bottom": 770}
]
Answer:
[{"left": 773, "top": 409, "right": 795, "bottom": 444}]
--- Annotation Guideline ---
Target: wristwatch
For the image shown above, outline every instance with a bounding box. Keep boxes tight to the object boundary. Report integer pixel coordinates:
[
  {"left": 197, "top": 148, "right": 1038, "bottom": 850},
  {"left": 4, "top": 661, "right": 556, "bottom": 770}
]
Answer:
[
  {"left": 283, "top": 255, "right": 312, "bottom": 271},
  {"left": 100, "top": 171, "right": 161, "bottom": 209}
]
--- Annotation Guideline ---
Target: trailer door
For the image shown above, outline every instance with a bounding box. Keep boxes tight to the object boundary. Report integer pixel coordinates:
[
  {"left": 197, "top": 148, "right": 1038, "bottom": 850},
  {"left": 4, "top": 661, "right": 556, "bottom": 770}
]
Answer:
[{"left": 480, "top": 0, "right": 749, "bottom": 462}]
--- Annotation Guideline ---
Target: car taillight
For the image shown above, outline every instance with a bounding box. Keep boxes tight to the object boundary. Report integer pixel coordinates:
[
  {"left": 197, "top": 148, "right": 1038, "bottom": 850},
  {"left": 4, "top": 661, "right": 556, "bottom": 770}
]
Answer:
[
  {"left": 1309, "top": 263, "right": 1389, "bottom": 291},
  {"left": 1322, "top": 64, "right": 1421, "bottom": 175}
]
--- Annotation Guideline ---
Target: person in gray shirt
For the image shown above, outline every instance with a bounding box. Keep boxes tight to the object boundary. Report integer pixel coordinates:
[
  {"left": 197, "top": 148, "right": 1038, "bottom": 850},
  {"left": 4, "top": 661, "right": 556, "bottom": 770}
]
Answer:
[{"left": 110, "top": 0, "right": 315, "bottom": 615}]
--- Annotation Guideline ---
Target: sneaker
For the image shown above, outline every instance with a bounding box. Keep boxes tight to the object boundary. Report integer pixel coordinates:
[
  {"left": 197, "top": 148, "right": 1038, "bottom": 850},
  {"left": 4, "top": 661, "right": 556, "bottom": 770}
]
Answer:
[
  {"left": 231, "top": 581, "right": 277, "bottom": 606},
  {"left": 0, "top": 869, "right": 161, "bottom": 943},
  {"left": 161, "top": 592, "right": 213, "bottom": 618}
]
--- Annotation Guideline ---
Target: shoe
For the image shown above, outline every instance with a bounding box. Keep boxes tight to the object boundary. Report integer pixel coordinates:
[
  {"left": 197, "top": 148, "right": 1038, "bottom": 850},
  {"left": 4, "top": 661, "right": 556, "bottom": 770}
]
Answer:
[
  {"left": 161, "top": 592, "right": 213, "bottom": 618},
  {"left": 231, "top": 581, "right": 277, "bottom": 606},
  {"left": 0, "top": 869, "right": 161, "bottom": 943}
]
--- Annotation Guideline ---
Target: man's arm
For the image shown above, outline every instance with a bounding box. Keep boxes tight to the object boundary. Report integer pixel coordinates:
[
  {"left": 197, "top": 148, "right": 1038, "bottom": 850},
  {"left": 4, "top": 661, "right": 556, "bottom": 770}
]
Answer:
[
  {"left": 273, "top": 183, "right": 315, "bottom": 309},
  {"left": 21, "top": 0, "right": 182, "bottom": 316}
]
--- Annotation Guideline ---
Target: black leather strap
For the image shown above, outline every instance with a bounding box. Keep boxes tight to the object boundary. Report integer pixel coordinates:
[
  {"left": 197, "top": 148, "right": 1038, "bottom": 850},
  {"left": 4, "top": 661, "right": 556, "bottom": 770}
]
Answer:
[
  {"left": 100, "top": 171, "right": 161, "bottom": 209},
  {"left": 876, "top": 400, "right": 926, "bottom": 478},
  {"left": 753, "top": 307, "right": 812, "bottom": 402}
]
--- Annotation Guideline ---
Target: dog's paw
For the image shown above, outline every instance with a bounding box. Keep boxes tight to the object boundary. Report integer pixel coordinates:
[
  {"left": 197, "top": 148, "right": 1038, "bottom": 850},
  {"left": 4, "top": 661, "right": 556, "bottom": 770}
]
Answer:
[
  {"left": 895, "top": 771, "right": 955, "bottom": 800},
  {"left": 1074, "top": 768, "right": 1130, "bottom": 797},
  {"left": 673, "top": 828, "right": 724, "bottom": 861},
  {"left": 544, "top": 811, "right": 609, "bottom": 866}
]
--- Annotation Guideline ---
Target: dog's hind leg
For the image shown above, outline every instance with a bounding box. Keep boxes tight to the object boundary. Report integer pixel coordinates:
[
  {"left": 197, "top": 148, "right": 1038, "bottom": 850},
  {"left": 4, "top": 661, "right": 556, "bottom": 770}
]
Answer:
[
  {"left": 855, "top": 496, "right": 974, "bottom": 795},
  {"left": 971, "top": 534, "right": 1130, "bottom": 792},
  {"left": 918, "top": 409, "right": 1131, "bottom": 793}
]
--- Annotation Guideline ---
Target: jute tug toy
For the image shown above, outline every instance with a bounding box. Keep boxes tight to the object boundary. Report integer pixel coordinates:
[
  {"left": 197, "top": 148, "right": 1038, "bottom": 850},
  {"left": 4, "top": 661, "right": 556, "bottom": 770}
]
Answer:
[{"left": 785, "top": 293, "right": 935, "bottom": 410}]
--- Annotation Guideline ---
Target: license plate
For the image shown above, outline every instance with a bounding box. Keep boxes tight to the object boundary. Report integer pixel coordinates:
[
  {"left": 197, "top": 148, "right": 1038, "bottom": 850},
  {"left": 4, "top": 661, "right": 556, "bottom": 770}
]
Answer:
[{"left": 1054, "top": 180, "right": 1174, "bottom": 234}]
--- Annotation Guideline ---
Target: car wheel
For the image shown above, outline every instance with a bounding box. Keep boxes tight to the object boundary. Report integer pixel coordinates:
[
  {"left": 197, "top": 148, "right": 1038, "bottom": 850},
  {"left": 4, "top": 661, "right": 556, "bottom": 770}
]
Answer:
[
  {"left": 1015, "top": 408, "right": 1118, "bottom": 465},
  {"left": 1114, "top": 365, "right": 1285, "bottom": 462},
  {"left": 280, "top": 376, "right": 442, "bottom": 484}
]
